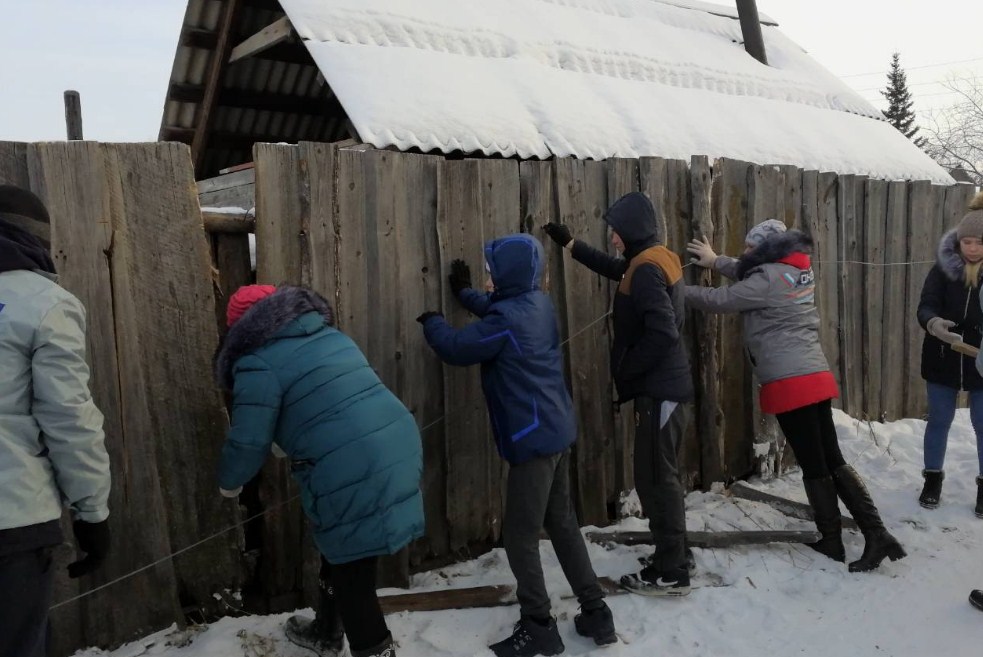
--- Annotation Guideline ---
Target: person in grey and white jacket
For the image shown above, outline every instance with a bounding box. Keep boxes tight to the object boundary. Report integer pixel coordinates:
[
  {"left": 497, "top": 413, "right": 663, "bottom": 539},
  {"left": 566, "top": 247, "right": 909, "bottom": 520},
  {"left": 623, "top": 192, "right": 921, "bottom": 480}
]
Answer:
[
  {"left": 0, "top": 185, "right": 111, "bottom": 657},
  {"left": 686, "top": 219, "right": 905, "bottom": 574}
]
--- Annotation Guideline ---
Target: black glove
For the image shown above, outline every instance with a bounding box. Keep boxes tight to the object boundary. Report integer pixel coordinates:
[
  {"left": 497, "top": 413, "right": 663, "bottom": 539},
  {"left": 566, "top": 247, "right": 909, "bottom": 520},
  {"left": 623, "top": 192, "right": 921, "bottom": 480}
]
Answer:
[
  {"left": 543, "top": 223, "right": 573, "bottom": 247},
  {"left": 416, "top": 311, "right": 443, "bottom": 324},
  {"left": 68, "top": 519, "right": 111, "bottom": 579},
  {"left": 449, "top": 259, "right": 472, "bottom": 295}
]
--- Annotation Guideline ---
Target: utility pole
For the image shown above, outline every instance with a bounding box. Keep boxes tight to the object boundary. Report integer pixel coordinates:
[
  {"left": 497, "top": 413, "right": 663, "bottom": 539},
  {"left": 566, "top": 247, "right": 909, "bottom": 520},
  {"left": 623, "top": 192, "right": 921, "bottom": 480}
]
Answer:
[{"left": 64, "top": 90, "right": 83, "bottom": 140}]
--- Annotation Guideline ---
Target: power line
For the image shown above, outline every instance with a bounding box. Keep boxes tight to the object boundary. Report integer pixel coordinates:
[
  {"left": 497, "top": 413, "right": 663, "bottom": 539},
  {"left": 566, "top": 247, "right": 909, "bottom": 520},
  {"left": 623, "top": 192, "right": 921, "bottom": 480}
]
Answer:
[
  {"left": 854, "top": 76, "right": 979, "bottom": 93},
  {"left": 839, "top": 56, "right": 983, "bottom": 79}
]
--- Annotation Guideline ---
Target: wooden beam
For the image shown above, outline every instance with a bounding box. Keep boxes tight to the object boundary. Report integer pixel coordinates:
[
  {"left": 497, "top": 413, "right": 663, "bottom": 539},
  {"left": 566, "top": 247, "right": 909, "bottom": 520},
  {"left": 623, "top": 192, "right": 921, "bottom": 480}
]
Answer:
[
  {"left": 229, "top": 16, "right": 294, "bottom": 63},
  {"left": 729, "top": 481, "right": 859, "bottom": 530},
  {"left": 180, "top": 28, "right": 219, "bottom": 50},
  {"left": 63, "top": 90, "right": 83, "bottom": 140},
  {"left": 161, "top": 126, "right": 195, "bottom": 144},
  {"left": 201, "top": 210, "right": 255, "bottom": 233},
  {"left": 587, "top": 530, "right": 822, "bottom": 549},
  {"left": 192, "top": 0, "right": 244, "bottom": 172},
  {"left": 168, "top": 82, "right": 333, "bottom": 115}
]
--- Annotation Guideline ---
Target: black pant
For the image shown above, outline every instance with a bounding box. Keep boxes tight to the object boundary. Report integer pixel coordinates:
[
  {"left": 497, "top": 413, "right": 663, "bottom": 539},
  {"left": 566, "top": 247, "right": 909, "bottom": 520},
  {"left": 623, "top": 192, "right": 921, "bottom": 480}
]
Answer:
[
  {"left": 0, "top": 547, "right": 54, "bottom": 657},
  {"left": 776, "top": 399, "right": 847, "bottom": 480},
  {"left": 319, "top": 556, "right": 389, "bottom": 652},
  {"left": 634, "top": 397, "right": 690, "bottom": 573},
  {"left": 503, "top": 448, "right": 604, "bottom": 619}
]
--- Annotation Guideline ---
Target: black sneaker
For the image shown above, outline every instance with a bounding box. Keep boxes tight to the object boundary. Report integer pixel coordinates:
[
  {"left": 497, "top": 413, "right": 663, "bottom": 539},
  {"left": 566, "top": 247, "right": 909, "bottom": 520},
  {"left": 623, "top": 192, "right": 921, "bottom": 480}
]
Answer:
[
  {"left": 283, "top": 615, "right": 346, "bottom": 657},
  {"left": 970, "top": 590, "right": 983, "bottom": 612},
  {"left": 638, "top": 548, "right": 697, "bottom": 576},
  {"left": 489, "top": 617, "right": 564, "bottom": 657},
  {"left": 573, "top": 602, "right": 617, "bottom": 646},
  {"left": 620, "top": 567, "right": 691, "bottom": 597}
]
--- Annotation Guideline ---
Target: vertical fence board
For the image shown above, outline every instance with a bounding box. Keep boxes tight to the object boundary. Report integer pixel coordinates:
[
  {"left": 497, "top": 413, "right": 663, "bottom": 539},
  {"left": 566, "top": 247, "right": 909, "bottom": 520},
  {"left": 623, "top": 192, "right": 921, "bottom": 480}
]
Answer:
[
  {"left": 880, "top": 181, "right": 910, "bottom": 420},
  {"left": 555, "top": 158, "right": 612, "bottom": 526},
  {"left": 254, "top": 143, "right": 305, "bottom": 285},
  {"left": 864, "top": 180, "right": 889, "bottom": 421},
  {"left": 780, "top": 165, "right": 803, "bottom": 229},
  {"left": 837, "top": 175, "right": 866, "bottom": 416},
  {"left": 816, "top": 173, "right": 842, "bottom": 406},
  {"left": 0, "top": 141, "right": 29, "bottom": 187}
]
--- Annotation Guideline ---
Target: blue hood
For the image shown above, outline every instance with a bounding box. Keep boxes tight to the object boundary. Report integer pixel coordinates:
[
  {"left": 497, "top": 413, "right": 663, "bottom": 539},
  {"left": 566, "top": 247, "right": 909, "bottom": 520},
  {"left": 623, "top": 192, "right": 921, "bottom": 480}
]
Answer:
[{"left": 485, "top": 234, "right": 545, "bottom": 299}]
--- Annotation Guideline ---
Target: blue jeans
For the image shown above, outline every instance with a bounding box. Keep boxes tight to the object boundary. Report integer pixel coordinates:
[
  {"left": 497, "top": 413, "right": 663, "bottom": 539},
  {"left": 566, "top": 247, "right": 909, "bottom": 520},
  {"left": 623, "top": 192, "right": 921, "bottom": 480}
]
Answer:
[{"left": 924, "top": 382, "right": 983, "bottom": 474}]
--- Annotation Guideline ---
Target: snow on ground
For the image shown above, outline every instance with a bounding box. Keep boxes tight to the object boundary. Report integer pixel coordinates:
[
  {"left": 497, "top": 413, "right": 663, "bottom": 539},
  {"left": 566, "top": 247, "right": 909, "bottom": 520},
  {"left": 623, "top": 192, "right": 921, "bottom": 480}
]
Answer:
[{"left": 75, "top": 409, "right": 983, "bottom": 657}]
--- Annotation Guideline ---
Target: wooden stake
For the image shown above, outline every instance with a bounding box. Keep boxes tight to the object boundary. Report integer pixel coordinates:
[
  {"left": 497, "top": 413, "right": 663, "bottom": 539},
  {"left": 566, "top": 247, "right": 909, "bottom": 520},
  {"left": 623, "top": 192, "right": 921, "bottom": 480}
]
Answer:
[{"left": 64, "top": 90, "right": 83, "bottom": 140}]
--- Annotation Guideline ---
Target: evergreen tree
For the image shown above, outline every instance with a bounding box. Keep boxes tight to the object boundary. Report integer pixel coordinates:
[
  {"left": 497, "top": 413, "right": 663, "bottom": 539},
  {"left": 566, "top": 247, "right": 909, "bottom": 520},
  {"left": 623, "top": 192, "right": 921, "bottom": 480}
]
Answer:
[{"left": 881, "top": 52, "right": 926, "bottom": 148}]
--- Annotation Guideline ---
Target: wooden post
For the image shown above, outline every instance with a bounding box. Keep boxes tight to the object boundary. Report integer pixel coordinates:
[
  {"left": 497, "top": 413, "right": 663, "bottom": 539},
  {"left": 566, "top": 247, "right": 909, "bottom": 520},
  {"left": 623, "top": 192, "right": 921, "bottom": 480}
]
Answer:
[
  {"left": 736, "top": 0, "right": 769, "bottom": 65},
  {"left": 63, "top": 90, "right": 83, "bottom": 140}
]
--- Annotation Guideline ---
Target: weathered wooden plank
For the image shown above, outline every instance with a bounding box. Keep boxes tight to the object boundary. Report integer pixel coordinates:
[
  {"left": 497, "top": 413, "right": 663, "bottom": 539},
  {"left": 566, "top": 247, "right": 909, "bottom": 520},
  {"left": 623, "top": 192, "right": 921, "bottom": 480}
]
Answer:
[
  {"left": 880, "top": 181, "right": 910, "bottom": 420},
  {"left": 712, "top": 159, "right": 754, "bottom": 481},
  {"left": 212, "top": 232, "right": 253, "bottom": 329},
  {"left": 779, "top": 165, "right": 803, "bottom": 230},
  {"left": 905, "top": 182, "right": 945, "bottom": 417},
  {"left": 863, "top": 180, "right": 889, "bottom": 421},
  {"left": 0, "top": 141, "right": 29, "bottom": 187},
  {"left": 390, "top": 151, "right": 447, "bottom": 565},
  {"left": 837, "top": 175, "right": 866, "bottom": 416},
  {"left": 692, "top": 156, "right": 722, "bottom": 488},
  {"left": 191, "top": 0, "right": 243, "bottom": 171},
  {"left": 729, "top": 481, "right": 858, "bottom": 529},
  {"left": 605, "top": 158, "right": 639, "bottom": 502},
  {"left": 380, "top": 584, "right": 514, "bottom": 614},
  {"left": 816, "top": 173, "right": 842, "bottom": 407},
  {"left": 28, "top": 142, "right": 182, "bottom": 654},
  {"left": 436, "top": 159, "right": 494, "bottom": 550},
  {"left": 202, "top": 209, "right": 255, "bottom": 233},
  {"left": 555, "top": 157, "right": 612, "bottom": 526},
  {"left": 253, "top": 143, "right": 305, "bottom": 284},
  {"left": 229, "top": 15, "right": 294, "bottom": 63},
  {"left": 943, "top": 184, "right": 978, "bottom": 230},
  {"left": 102, "top": 142, "right": 244, "bottom": 618},
  {"left": 586, "top": 529, "right": 822, "bottom": 548}
]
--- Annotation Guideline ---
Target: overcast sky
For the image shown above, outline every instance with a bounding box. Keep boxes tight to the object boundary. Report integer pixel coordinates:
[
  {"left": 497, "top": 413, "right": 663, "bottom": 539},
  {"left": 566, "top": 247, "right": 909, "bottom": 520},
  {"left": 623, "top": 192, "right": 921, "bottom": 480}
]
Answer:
[{"left": 0, "top": 0, "right": 981, "bottom": 142}]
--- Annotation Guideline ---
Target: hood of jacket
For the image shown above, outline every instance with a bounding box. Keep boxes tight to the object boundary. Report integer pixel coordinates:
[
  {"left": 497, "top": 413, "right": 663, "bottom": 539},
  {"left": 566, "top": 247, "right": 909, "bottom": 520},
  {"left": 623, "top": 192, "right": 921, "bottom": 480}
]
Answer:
[
  {"left": 937, "top": 229, "right": 973, "bottom": 282},
  {"left": 736, "top": 229, "right": 813, "bottom": 279},
  {"left": 214, "top": 286, "right": 335, "bottom": 389},
  {"left": 604, "top": 192, "right": 661, "bottom": 258},
  {"left": 0, "top": 216, "right": 55, "bottom": 275},
  {"left": 486, "top": 233, "right": 545, "bottom": 300}
]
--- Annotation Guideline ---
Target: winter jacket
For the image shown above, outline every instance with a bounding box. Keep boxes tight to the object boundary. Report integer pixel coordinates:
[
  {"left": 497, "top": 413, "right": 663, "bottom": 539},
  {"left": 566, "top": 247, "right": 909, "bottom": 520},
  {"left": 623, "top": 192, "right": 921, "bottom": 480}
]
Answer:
[
  {"left": 214, "top": 286, "right": 424, "bottom": 564},
  {"left": 684, "top": 230, "right": 831, "bottom": 385},
  {"left": 569, "top": 192, "right": 694, "bottom": 403},
  {"left": 0, "top": 223, "right": 110, "bottom": 547},
  {"left": 917, "top": 230, "right": 983, "bottom": 391},
  {"left": 422, "top": 234, "right": 577, "bottom": 464}
]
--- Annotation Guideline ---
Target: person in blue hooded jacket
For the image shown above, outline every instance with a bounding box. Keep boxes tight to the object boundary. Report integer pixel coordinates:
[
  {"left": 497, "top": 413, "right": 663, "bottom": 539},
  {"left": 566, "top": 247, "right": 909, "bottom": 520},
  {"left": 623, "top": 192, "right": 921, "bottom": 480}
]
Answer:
[
  {"left": 215, "top": 284, "right": 423, "bottom": 657},
  {"left": 418, "top": 234, "right": 615, "bottom": 657}
]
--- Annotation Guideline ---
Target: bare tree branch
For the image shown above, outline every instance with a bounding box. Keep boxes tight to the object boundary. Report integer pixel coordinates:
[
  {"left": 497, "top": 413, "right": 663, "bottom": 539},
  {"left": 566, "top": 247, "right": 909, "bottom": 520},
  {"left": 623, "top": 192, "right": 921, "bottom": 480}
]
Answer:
[{"left": 923, "top": 75, "right": 983, "bottom": 184}]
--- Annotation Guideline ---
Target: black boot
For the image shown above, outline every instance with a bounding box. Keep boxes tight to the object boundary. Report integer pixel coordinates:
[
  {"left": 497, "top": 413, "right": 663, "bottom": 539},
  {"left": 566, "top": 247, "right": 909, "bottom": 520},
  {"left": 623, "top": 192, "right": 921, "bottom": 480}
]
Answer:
[
  {"left": 284, "top": 581, "right": 346, "bottom": 656},
  {"left": 919, "top": 470, "right": 944, "bottom": 509},
  {"left": 833, "top": 465, "right": 907, "bottom": 573},
  {"left": 351, "top": 633, "right": 395, "bottom": 657},
  {"left": 802, "top": 476, "right": 846, "bottom": 563},
  {"left": 489, "top": 616, "right": 564, "bottom": 657},
  {"left": 970, "top": 590, "right": 983, "bottom": 612},
  {"left": 975, "top": 476, "right": 983, "bottom": 519},
  {"left": 574, "top": 601, "right": 617, "bottom": 646}
]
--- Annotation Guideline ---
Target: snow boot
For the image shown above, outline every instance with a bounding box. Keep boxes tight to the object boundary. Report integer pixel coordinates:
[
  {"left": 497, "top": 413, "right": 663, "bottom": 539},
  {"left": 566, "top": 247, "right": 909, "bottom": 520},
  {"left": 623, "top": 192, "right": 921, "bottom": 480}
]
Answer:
[
  {"left": 975, "top": 476, "right": 983, "bottom": 519},
  {"left": 832, "top": 465, "right": 907, "bottom": 573},
  {"left": 918, "top": 470, "right": 944, "bottom": 509},
  {"left": 284, "top": 581, "right": 346, "bottom": 657},
  {"left": 802, "top": 476, "right": 846, "bottom": 563},
  {"left": 573, "top": 601, "right": 617, "bottom": 646},
  {"left": 970, "top": 590, "right": 983, "bottom": 612},
  {"left": 489, "top": 617, "right": 564, "bottom": 657},
  {"left": 620, "top": 565, "right": 691, "bottom": 597},
  {"left": 351, "top": 633, "right": 395, "bottom": 657}
]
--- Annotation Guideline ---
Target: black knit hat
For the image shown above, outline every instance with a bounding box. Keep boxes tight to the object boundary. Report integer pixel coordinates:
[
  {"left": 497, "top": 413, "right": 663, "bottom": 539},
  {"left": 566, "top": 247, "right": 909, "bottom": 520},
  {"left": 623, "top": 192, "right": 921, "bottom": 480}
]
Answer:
[{"left": 0, "top": 185, "right": 51, "bottom": 247}]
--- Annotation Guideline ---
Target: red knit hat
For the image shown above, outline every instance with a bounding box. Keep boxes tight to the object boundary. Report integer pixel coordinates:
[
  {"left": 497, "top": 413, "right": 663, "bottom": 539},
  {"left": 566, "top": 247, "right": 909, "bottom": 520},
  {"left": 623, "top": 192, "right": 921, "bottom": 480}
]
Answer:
[{"left": 226, "top": 284, "right": 277, "bottom": 327}]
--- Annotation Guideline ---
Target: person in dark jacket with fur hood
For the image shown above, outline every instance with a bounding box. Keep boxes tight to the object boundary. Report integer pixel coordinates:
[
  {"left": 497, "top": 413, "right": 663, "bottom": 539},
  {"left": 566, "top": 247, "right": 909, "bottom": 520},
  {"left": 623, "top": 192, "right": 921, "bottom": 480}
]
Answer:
[
  {"left": 419, "top": 234, "right": 615, "bottom": 657},
  {"left": 215, "top": 284, "right": 424, "bottom": 657},
  {"left": 687, "top": 220, "right": 906, "bottom": 573},
  {"left": 544, "top": 192, "right": 695, "bottom": 597},
  {"left": 917, "top": 190, "right": 983, "bottom": 517}
]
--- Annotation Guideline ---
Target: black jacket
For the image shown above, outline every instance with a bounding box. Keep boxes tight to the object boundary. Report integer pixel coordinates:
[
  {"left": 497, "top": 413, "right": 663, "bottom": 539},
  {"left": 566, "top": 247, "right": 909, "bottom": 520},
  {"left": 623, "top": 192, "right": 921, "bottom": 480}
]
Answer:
[
  {"left": 917, "top": 230, "right": 983, "bottom": 390},
  {"left": 570, "top": 192, "right": 694, "bottom": 403}
]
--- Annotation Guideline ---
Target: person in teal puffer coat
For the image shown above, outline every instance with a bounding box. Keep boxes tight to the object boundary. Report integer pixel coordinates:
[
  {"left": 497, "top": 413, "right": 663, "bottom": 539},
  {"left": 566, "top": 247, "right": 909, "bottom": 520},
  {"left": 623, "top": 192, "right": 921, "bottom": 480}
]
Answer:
[{"left": 214, "top": 284, "right": 423, "bottom": 657}]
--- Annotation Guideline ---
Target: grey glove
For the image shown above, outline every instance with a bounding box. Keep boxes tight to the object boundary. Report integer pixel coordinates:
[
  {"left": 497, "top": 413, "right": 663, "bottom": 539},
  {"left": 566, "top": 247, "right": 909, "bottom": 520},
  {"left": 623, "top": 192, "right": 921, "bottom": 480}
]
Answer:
[
  {"left": 927, "top": 317, "right": 960, "bottom": 344},
  {"left": 687, "top": 235, "right": 718, "bottom": 268}
]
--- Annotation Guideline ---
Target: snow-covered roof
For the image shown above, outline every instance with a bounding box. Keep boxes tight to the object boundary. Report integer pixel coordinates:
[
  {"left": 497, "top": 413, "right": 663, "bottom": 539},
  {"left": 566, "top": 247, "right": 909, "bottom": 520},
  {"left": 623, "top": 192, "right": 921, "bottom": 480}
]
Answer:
[{"left": 277, "top": 0, "right": 952, "bottom": 183}]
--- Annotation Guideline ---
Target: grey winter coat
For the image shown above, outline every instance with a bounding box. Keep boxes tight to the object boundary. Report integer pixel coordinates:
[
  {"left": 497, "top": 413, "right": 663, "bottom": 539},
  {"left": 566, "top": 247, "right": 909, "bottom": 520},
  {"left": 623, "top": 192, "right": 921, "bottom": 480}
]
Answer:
[
  {"left": 684, "top": 230, "right": 830, "bottom": 384},
  {"left": 0, "top": 269, "right": 111, "bottom": 531}
]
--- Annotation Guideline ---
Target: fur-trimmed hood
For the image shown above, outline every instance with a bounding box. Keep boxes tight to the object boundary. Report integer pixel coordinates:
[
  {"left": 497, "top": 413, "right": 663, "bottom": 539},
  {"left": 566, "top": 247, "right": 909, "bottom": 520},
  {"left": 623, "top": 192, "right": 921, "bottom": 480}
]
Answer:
[
  {"left": 736, "top": 229, "right": 813, "bottom": 279},
  {"left": 936, "top": 229, "right": 977, "bottom": 282},
  {"left": 214, "top": 286, "right": 334, "bottom": 389}
]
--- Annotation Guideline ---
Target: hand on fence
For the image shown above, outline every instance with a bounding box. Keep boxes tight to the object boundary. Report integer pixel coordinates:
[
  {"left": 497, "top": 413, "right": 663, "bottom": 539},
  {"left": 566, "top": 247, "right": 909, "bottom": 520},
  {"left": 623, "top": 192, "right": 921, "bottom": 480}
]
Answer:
[
  {"left": 543, "top": 223, "right": 573, "bottom": 249},
  {"left": 220, "top": 486, "right": 243, "bottom": 498},
  {"left": 416, "top": 311, "right": 443, "bottom": 324},
  {"left": 449, "top": 259, "right": 472, "bottom": 295},
  {"left": 687, "top": 235, "right": 718, "bottom": 268},
  {"left": 927, "top": 317, "right": 961, "bottom": 344},
  {"left": 68, "top": 519, "right": 111, "bottom": 579}
]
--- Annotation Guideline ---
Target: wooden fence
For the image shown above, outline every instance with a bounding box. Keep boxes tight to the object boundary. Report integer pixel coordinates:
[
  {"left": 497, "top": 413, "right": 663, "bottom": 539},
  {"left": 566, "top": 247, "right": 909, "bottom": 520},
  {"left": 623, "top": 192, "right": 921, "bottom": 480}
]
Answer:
[{"left": 0, "top": 138, "right": 975, "bottom": 654}]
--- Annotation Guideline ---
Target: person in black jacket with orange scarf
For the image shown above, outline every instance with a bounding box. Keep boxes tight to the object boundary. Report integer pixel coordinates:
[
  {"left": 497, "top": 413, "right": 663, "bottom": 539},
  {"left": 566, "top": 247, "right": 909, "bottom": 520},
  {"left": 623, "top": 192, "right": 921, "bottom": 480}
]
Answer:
[{"left": 544, "top": 192, "right": 694, "bottom": 597}]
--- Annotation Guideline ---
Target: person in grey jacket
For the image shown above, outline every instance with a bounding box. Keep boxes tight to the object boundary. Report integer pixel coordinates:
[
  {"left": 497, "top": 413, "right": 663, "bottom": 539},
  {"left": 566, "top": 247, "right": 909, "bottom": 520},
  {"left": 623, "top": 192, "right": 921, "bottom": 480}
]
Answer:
[
  {"left": 0, "top": 186, "right": 111, "bottom": 657},
  {"left": 686, "top": 219, "right": 905, "bottom": 573}
]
